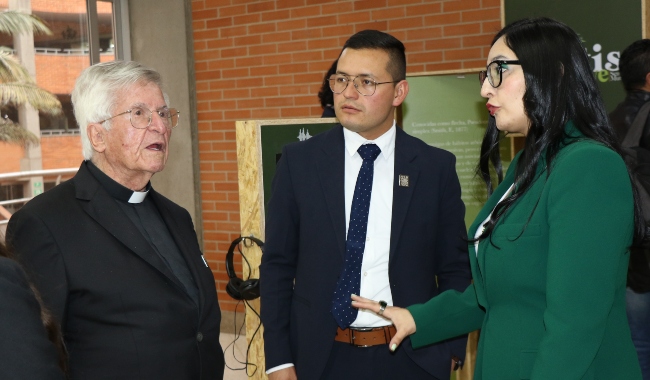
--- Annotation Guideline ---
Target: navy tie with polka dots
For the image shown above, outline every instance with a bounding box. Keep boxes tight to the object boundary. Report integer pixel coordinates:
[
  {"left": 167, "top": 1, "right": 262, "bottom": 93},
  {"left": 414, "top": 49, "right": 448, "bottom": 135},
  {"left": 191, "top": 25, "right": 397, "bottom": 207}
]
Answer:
[{"left": 332, "top": 143, "right": 381, "bottom": 329}]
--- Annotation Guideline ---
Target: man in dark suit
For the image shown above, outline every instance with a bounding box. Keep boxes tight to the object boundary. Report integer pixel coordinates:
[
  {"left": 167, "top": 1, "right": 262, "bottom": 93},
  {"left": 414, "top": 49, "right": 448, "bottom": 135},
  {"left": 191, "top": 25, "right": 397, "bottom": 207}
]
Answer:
[
  {"left": 260, "top": 30, "right": 471, "bottom": 380},
  {"left": 6, "top": 61, "right": 224, "bottom": 380}
]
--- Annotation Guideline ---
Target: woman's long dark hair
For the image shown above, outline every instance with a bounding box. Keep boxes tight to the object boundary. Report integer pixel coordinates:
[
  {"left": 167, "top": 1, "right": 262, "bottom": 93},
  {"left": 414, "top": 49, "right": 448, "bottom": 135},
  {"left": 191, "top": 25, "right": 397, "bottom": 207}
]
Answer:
[
  {"left": 0, "top": 240, "right": 68, "bottom": 374},
  {"left": 476, "top": 17, "right": 646, "bottom": 248}
]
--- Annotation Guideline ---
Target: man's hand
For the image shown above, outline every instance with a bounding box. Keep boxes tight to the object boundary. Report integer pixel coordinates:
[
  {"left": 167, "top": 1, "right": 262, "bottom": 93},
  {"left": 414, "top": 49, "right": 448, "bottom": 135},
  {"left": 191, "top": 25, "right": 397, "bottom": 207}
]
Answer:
[
  {"left": 351, "top": 294, "right": 416, "bottom": 351},
  {"left": 268, "top": 367, "right": 297, "bottom": 380}
]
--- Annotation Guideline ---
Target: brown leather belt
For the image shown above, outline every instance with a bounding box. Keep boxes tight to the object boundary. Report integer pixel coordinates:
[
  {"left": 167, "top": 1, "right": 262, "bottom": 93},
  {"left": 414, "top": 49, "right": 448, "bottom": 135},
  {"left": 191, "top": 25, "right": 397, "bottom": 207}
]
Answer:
[{"left": 334, "top": 325, "right": 396, "bottom": 347}]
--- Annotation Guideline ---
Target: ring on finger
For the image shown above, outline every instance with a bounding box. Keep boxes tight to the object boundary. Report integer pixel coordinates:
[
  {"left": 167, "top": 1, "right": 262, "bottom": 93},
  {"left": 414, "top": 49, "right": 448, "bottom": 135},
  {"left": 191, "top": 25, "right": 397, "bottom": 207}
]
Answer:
[{"left": 378, "top": 300, "right": 387, "bottom": 316}]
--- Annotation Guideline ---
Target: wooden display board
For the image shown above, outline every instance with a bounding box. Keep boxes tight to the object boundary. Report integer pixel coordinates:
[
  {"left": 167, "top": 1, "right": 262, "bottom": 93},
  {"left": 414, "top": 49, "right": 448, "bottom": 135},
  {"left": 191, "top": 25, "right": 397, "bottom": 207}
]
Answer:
[{"left": 235, "top": 118, "right": 337, "bottom": 379}]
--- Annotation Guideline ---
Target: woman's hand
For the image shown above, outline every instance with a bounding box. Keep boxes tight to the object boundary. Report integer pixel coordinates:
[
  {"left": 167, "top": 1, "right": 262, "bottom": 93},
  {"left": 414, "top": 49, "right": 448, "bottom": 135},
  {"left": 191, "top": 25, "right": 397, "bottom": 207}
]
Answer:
[{"left": 351, "top": 294, "right": 417, "bottom": 351}]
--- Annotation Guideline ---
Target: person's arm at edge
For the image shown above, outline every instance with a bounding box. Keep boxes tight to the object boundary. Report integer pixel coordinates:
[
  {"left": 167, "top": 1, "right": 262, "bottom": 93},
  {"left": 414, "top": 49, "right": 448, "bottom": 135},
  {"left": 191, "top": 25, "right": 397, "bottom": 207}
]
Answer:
[
  {"left": 430, "top": 152, "right": 473, "bottom": 360},
  {"left": 434, "top": 152, "right": 472, "bottom": 293},
  {"left": 408, "top": 284, "right": 485, "bottom": 349}
]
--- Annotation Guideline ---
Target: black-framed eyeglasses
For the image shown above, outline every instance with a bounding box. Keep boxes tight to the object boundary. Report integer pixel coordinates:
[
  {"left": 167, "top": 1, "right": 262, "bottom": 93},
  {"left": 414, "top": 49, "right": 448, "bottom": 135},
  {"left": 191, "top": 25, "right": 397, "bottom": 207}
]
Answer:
[
  {"left": 479, "top": 60, "right": 521, "bottom": 88},
  {"left": 99, "top": 107, "right": 180, "bottom": 130},
  {"left": 329, "top": 74, "right": 399, "bottom": 96}
]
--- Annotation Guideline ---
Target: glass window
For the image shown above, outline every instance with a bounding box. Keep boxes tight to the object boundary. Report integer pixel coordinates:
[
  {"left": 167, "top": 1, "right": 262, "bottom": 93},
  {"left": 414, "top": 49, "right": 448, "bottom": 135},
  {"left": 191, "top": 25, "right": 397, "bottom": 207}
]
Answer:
[
  {"left": 97, "top": 1, "right": 116, "bottom": 61},
  {"left": 33, "top": 0, "right": 93, "bottom": 134},
  {"left": 0, "top": 183, "right": 24, "bottom": 214},
  {"left": 0, "top": 0, "right": 126, "bottom": 135},
  {"left": 0, "top": 0, "right": 131, "bottom": 202}
]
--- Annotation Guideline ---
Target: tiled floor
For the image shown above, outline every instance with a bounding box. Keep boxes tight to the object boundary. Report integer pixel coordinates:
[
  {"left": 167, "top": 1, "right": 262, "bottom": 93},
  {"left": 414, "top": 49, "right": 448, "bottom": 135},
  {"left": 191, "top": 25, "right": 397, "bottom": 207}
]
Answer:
[
  {"left": 219, "top": 308, "right": 262, "bottom": 380},
  {"left": 220, "top": 332, "right": 256, "bottom": 380}
]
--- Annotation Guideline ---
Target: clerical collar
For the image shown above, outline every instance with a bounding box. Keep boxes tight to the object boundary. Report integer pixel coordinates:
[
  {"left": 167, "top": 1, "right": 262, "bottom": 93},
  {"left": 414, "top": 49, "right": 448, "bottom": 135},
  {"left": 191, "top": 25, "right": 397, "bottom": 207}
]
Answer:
[{"left": 85, "top": 160, "right": 151, "bottom": 203}]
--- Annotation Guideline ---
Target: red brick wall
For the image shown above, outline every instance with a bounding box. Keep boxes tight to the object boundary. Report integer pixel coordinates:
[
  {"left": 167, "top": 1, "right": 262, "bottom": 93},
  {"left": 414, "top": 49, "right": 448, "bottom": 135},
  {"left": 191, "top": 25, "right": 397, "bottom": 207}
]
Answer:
[
  {"left": 0, "top": 143, "right": 23, "bottom": 173},
  {"left": 0, "top": 135, "right": 82, "bottom": 173},
  {"left": 35, "top": 55, "right": 89, "bottom": 94},
  {"left": 41, "top": 135, "right": 83, "bottom": 169},
  {"left": 191, "top": 0, "right": 502, "bottom": 311},
  {"left": 35, "top": 54, "right": 114, "bottom": 95}
]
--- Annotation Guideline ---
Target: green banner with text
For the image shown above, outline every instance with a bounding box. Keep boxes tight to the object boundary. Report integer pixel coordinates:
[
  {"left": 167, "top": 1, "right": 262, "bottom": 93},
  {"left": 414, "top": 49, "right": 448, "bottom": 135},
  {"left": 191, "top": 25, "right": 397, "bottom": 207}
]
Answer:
[
  {"left": 505, "top": 0, "right": 643, "bottom": 111},
  {"left": 402, "top": 74, "right": 512, "bottom": 227}
]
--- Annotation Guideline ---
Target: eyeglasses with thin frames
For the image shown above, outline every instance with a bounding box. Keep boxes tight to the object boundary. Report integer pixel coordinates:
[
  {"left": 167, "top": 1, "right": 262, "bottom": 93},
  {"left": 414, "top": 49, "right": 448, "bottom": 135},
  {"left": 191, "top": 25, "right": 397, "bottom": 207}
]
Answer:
[
  {"left": 329, "top": 74, "right": 399, "bottom": 96},
  {"left": 99, "top": 107, "right": 180, "bottom": 130},
  {"left": 479, "top": 60, "right": 521, "bottom": 88}
]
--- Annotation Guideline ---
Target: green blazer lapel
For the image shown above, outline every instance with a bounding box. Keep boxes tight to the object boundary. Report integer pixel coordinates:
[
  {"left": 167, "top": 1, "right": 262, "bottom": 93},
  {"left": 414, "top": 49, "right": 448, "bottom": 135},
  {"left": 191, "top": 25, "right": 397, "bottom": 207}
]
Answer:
[
  {"left": 468, "top": 152, "right": 522, "bottom": 239},
  {"left": 468, "top": 151, "right": 520, "bottom": 301}
]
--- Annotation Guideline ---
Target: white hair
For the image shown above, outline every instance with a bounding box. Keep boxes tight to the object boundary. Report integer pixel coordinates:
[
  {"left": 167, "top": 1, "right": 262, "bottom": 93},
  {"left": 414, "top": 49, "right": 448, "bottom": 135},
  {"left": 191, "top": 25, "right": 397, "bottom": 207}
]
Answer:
[{"left": 71, "top": 60, "right": 167, "bottom": 160}]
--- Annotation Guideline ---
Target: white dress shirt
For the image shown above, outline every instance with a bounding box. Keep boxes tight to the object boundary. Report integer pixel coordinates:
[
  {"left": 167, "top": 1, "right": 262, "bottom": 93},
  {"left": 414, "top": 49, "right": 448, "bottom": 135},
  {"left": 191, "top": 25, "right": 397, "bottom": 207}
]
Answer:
[
  {"left": 474, "top": 183, "right": 515, "bottom": 254},
  {"left": 343, "top": 124, "right": 395, "bottom": 328}
]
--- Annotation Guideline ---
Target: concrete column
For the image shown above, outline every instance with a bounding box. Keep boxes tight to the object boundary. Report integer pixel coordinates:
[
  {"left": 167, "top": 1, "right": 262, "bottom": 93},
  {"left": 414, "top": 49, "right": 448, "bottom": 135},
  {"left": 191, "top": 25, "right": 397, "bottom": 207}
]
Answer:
[
  {"left": 9, "top": 0, "right": 44, "bottom": 197},
  {"left": 129, "top": 0, "right": 201, "bottom": 240}
]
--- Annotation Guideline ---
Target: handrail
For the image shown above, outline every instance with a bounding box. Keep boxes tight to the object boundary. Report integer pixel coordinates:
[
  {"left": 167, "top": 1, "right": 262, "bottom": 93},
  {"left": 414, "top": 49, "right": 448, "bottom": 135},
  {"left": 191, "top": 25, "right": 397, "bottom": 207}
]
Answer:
[
  {"left": 0, "top": 168, "right": 79, "bottom": 224},
  {"left": 3, "top": 48, "right": 115, "bottom": 56},
  {"left": 0, "top": 197, "right": 30, "bottom": 206},
  {"left": 41, "top": 129, "right": 80, "bottom": 136},
  {"left": 0, "top": 168, "right": 78, "bottom": 182}
]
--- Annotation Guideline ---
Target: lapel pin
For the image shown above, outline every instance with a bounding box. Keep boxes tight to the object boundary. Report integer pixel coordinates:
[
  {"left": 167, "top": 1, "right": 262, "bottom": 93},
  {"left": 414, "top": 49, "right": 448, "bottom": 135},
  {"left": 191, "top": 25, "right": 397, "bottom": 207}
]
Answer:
[{"left": 398, "top": 175, "right": 409, "bottom": 187}]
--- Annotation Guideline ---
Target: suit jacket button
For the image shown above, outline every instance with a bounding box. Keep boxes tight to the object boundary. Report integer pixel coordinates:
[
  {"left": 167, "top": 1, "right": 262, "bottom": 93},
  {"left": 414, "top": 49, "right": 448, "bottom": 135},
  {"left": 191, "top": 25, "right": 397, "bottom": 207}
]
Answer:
[{"left": 196, "top": 332, "right": 203, "bottom": 342}]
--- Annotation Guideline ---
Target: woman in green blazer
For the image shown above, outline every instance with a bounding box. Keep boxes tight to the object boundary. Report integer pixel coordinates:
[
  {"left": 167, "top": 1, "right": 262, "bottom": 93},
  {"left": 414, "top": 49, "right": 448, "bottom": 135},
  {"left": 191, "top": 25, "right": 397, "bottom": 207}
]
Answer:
[{"left": 353, "top": 17, "right": 644, "bottom": 379}]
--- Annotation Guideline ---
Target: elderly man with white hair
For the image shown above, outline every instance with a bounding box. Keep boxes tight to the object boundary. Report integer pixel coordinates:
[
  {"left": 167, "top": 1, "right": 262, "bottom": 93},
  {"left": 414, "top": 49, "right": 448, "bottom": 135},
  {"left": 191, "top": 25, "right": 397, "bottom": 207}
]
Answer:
[{"left": 7, "top": 60, "right": 225, "bottom": 380}]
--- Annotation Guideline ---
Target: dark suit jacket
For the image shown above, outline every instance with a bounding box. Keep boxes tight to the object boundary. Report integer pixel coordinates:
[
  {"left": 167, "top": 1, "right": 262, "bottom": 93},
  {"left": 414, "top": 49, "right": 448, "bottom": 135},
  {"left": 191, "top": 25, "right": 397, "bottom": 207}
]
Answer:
[
  {"left": 260, "top": 125, "right": 471, "bottom": 379},
  {"left": 0, "top": 256, "right": 64, "bottom": 380},
  {"left": 6, "top": 162, "right": 224, "bottom": 380}
]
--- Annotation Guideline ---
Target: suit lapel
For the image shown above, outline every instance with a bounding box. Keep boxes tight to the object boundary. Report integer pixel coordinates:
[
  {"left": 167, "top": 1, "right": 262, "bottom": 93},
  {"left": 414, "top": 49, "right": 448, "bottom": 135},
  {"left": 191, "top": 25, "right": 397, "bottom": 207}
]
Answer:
[
  {"left": 73, "top": 164, "right": 186, "bottom": 293},
  {"left": 150, "top": 191, "right": 204, "bottom": 313},
  {"left": 469, "top": 180, "right": 503, "bottom": 289},
  {"left": 389, "top": 128, "right": 419, "bottom": 262},
  {"left": 317, "top": 126, "right": 347, "bottom": 259},
  {"left": 468, "top": 152, "right": 520, "bottom": 305}
]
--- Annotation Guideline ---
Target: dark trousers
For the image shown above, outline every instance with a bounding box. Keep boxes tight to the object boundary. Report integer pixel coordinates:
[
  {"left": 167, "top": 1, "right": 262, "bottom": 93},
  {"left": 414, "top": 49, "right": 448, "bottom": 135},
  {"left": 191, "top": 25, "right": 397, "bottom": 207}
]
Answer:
[
  {"left": 627, "top": 287, "right": 650, "bottom": 380},
  {"left": 320, "top": 341, "right": 439, "bottom": 380}
]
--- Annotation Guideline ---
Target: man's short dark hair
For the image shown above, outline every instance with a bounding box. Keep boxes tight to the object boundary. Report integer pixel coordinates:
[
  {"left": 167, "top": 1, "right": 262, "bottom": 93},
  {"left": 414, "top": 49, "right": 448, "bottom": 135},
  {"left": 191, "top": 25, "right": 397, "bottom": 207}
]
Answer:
[
  {"left": 620, "top": 39, "right": 650, "bottom": 92},
  {"left": 340, "top": 30, "right": 406, "bottom": 81}
]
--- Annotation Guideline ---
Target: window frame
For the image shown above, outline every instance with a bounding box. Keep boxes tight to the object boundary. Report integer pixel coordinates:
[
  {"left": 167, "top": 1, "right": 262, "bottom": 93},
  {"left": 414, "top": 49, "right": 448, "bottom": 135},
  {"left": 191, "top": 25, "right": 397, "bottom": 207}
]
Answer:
[{"left": 87, "top": 0, "right": 131, "bottom": 64}]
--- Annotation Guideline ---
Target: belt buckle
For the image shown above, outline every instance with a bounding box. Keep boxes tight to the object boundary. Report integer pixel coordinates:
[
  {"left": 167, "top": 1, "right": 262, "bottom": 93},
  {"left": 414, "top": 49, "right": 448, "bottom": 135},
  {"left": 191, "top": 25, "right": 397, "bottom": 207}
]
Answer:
[{"left": 349, "top": 327, "right": 374, "bottom": 348}]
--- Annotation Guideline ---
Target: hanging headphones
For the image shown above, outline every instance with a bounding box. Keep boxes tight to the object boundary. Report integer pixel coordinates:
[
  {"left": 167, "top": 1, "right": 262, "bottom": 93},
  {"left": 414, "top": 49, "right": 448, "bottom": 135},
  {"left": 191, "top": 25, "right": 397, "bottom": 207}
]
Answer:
[{"left": 225, "top": 236, "right": 263, "bottom": 301}]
